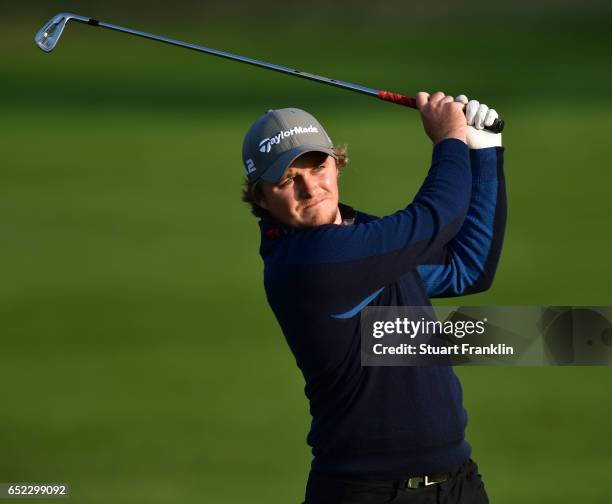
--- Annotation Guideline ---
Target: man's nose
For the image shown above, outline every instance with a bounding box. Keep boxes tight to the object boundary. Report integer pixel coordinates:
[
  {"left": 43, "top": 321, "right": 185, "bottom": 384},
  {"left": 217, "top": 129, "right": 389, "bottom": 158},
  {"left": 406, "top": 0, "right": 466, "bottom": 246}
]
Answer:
[{"left": 296, "top": 173, "right": 319, "bottom": 198}]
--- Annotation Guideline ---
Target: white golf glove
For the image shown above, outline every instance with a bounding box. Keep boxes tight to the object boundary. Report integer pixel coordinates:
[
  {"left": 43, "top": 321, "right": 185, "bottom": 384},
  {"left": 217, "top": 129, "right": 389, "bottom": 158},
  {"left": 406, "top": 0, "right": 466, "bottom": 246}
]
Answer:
[{"left": 455, "top": 95, "right": 502, "bottom": 149}]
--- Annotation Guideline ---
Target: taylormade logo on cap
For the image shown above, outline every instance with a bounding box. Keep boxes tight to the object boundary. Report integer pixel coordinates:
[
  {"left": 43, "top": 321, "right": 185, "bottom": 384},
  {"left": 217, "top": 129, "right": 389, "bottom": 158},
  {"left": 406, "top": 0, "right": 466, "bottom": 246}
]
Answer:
[{"left": 258, "top": 125, "right": 319, "bottom": 153}]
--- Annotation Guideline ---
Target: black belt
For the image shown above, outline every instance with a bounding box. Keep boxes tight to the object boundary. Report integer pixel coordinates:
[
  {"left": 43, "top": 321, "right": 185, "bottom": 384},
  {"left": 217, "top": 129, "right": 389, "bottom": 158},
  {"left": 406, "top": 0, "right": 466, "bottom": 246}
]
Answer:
[{"left": 309, "top": 460, "right": 466, "bottom": 491}]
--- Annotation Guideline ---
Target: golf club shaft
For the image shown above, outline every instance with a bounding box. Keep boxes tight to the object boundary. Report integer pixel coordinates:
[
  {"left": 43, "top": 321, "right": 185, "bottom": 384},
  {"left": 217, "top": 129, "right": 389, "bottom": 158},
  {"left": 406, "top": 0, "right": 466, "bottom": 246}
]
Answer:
[{"left": 45, "top": 14, "right": 505, "bottom": 133}]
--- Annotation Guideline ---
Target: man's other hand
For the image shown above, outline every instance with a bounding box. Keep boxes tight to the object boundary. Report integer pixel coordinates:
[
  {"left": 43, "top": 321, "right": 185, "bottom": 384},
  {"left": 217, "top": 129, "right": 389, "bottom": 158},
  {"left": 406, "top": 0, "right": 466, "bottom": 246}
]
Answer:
[
  {"left": 455, "top": 95, "right": 502, "bottom": 149},
  {"left": 416, "top": 91, "right": 467, "bottom": 145}
]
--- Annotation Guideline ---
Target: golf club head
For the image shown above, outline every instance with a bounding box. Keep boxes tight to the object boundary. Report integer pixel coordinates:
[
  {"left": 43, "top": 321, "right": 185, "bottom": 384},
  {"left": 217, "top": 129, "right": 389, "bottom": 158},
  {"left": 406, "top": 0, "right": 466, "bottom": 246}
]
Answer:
[{"left": 35, "top": 12, "right": 89, "bottom": 52}]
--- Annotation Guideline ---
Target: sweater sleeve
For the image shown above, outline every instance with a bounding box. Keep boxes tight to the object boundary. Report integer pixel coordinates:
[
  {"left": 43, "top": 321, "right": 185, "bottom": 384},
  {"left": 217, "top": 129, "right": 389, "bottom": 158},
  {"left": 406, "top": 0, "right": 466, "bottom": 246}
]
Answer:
[
  {"left": 266, "top": 139, "right": 473, "bottom": 309},
  {"left": 416, "top": 146, "right": 506, "bottom": 297}
]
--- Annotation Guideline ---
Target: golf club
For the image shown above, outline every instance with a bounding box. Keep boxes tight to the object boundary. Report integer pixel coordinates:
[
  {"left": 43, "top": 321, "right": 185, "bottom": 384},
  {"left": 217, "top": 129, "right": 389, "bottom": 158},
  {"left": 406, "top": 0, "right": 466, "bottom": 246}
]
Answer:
[{"left": 35, "top": 12, "right": 505, "bottom": 133}]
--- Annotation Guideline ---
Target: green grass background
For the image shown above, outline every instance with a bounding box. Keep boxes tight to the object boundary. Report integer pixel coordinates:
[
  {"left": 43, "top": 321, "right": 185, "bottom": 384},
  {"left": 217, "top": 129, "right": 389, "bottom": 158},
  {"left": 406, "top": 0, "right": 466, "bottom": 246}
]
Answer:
[{"left": 1, "top": 2, "right": 611, "bottom": 502}]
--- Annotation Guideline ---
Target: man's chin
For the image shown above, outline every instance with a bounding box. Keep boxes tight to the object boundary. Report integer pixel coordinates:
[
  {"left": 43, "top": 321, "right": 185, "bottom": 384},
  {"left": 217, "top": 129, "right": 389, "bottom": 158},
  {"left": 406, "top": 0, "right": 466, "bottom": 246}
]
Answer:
[{"left": 297, "top": 208, "right": 338, "bottom": 228}]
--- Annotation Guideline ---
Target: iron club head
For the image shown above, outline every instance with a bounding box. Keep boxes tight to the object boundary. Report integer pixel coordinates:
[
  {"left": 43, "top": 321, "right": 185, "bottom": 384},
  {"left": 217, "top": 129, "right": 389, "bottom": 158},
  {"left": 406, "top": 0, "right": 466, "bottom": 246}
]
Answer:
[{"left": 35, "top": 12, "right": 90, "bottom": 52}]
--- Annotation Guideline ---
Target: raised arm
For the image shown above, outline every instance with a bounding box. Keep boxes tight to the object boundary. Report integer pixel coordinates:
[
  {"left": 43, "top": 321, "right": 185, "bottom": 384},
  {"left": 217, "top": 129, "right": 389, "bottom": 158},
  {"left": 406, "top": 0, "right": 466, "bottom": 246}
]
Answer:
[{"left": 417, "top": 96, "right": 507, "bottom": 297}]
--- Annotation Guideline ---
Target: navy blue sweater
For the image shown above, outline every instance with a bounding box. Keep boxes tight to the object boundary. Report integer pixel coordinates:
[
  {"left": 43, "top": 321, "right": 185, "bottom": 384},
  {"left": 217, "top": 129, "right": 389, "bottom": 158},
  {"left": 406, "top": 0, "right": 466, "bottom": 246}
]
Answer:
[{"left": 258, "top": 139, "right": 506, "bottom": 477}]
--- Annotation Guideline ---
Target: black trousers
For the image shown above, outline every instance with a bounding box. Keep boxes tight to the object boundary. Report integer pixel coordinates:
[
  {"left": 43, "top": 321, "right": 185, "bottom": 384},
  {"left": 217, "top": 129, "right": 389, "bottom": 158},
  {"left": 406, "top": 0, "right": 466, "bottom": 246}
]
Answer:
[{"left": 303, "top": 458, "right": 489, "bottom": 504}]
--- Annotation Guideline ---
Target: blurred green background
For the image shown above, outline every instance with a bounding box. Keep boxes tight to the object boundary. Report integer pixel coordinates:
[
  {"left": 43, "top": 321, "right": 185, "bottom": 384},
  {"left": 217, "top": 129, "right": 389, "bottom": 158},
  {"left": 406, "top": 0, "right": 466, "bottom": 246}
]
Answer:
[{"left": 2, "top": 1, "right": 611, "bottom": 502}]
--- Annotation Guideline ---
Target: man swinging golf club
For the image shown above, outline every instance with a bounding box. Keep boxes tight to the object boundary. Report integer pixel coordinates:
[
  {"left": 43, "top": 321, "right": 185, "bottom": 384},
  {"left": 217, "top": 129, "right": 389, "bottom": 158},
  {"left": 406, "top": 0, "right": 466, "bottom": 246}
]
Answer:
[
  {"left": 241, "top": 92, "right": 506, "bottom": 504},
  {"left": 34, "top": 13, "right": 506, "bottom": 502}
]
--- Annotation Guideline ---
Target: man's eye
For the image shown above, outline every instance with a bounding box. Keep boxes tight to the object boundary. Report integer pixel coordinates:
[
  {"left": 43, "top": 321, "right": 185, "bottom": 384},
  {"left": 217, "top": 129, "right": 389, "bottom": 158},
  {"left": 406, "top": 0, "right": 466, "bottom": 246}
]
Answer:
[
  {"left": 279, "top": 177, "right": 294, "bottom": 187},
  {"left": 314, "top": 165, "right": 325, "bottom": 172}
]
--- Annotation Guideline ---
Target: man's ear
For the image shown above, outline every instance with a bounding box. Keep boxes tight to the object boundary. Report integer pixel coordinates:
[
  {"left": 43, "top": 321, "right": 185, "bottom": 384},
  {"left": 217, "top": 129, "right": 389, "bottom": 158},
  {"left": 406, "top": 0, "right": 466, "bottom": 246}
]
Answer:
[
  {"left": 254, "top": 183, "right": 269, "bottom": 210},
  {"left": 257, "top": 196, "right": 269, "bottom": 210}
]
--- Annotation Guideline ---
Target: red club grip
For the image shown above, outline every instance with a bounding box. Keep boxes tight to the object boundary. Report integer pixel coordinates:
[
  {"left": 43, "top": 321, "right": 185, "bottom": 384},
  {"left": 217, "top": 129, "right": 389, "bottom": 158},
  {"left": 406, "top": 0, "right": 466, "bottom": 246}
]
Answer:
[
  {"left": 377, "top": 90, "right": 505, "bottom": 133},
  {"left": 377, "top": 91, "right": 417, "bottom": 109}
]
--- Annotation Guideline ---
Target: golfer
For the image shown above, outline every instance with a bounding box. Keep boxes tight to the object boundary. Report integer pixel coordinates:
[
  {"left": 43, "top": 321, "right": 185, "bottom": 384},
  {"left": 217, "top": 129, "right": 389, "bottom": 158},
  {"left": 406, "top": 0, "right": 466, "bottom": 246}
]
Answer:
[{"left": 241, "top": 92, "right": 506, "bottom": 503}]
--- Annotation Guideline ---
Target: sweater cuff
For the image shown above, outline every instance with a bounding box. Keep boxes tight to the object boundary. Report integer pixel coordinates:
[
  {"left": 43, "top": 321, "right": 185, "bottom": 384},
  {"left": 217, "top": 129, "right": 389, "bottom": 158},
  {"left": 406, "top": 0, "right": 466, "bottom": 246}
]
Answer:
[{"left": 432, "top": 138, "right": 470, "bottom": 165}]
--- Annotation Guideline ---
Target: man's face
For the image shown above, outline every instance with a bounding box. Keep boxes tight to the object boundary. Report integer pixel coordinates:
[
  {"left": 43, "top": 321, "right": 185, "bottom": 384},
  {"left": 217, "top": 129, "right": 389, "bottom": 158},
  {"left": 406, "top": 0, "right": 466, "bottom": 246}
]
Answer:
[{"left": 258, "top": 151, "right": 341, "bottom": 229}]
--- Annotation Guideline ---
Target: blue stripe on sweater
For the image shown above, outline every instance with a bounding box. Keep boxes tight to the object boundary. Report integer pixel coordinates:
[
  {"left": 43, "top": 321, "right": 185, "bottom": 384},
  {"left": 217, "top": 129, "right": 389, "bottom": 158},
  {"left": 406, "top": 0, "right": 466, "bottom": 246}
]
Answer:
[{"left": 331, "top": 287, "right": 385, "bottom": 319}]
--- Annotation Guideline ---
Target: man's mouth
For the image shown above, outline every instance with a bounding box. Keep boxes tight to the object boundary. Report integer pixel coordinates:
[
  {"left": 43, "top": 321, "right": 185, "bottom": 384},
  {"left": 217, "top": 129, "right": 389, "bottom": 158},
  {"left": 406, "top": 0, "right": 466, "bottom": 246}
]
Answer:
[{"left": 302, "top": 199, "right": 326, "bottom": 211}]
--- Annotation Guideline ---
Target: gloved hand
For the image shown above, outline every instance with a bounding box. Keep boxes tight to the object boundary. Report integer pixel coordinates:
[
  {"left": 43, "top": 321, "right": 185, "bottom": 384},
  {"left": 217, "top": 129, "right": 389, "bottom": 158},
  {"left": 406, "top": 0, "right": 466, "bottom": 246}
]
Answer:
[{"left": 455, "top": 95, "right": 502, "bottom": 149}]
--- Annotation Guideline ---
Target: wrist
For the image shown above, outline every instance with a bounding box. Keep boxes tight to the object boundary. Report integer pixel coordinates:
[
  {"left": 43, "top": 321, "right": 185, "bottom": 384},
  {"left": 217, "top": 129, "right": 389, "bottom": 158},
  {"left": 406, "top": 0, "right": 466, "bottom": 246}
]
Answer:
[{"left": 437, "top": 132, "right": 467, "bottom": 145}]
